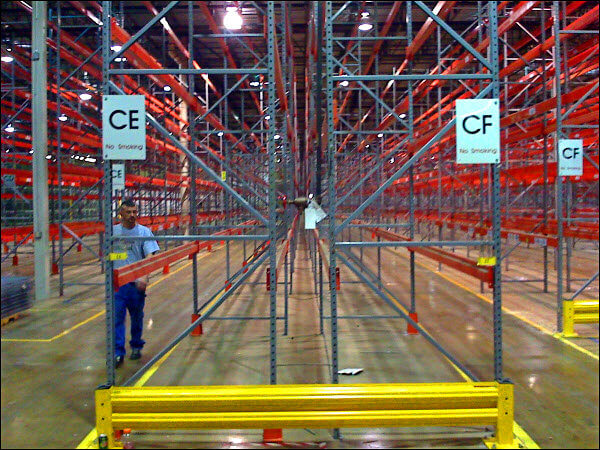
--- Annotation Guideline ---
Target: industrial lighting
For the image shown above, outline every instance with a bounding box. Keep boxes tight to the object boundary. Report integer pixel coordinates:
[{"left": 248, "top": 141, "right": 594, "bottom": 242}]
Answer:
[
  {"left": 58, "top": 114, "right": 68, "bottom": 122},
  {"left": 46, "top": 155, "right": 52, "bottom": 160},
  {"left": 358, "top": 11, "right": 373, "bottom": 32},
  {"left": 377, "top": 133, "right": 383, "bottom": 138},
  {"left": 111, "top": 45, "right": 122, "bottom": 52},
  {"left": 223, "top": 6, "right": 243, "bottom": 30},
  {"left": 80, "top": 92, "right": 92, "bottom": 101},
  {"left": 85, "top": 157, "right": 97, "bottom": 163},
  {"left": 114, "top": 57, "right": 127, "bottom": 62},
  {"left": 390, "top": 157, "right": 395, "bottom": 163},
  {"left": 5, "top": 124, "right": 14, "bottom": 133},
  {"left": 249, "top": 81, "right": 260, "bottom": 87},
  {"left": 1, "top": 55, "right": 14, "bottom": 63},
  {"left": 274, "top": 134, "right": 281, "bottom": 140},
  {"left": 217, "top": 131, "right": 224, "bottom": 137},
  {"left": 264, "top": 115, "right": 271, "bottom": 120},
  {"left": 339, "top": 80, "right": 349, "bottom": 87},
  {"left": 399, "top": 113, "right": 406, "bottom": 119},
  {"left": 163, "top": 85, "right": 172, "bottom": 92}
]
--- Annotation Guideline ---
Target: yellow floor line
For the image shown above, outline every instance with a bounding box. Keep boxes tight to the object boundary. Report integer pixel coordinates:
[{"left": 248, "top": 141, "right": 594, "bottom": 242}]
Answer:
[
  {"left": 2, "top": 249, "right": 221, "bottom": 344},
  {"left": 411, "top": 257, "right": 599, "bottom": 361}
]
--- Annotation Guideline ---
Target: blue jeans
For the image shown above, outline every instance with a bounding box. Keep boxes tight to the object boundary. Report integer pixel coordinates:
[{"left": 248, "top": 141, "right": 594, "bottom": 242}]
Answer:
[{"left": 115, "top": 282, "right": 146, "bottom": 357}]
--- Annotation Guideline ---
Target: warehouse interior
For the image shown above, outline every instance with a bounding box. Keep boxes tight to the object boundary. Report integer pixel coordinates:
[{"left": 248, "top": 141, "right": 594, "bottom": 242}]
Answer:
[{"left": 1, "top": 1, "right": 598, "bottom": 449}]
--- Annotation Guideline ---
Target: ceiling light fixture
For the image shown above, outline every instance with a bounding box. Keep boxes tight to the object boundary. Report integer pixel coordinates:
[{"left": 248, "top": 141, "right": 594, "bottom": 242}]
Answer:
[
  {"left": 5, "top": 124, "right": 14, "bottom": 133},
  {"left": 358, "top": 11, "right": 373, "bottom": 32},
  {"left": 377, "top": 133, "right": 383, "bottom": 138},
  {"left": 58, "top": 114, "right": 68, "bottom": 122},
  {"left": 223, "top": 6, "right": 243, "bottom": 30},
  {"left": 80, "top": 92, "right": 92, "bottom": 101},
  {"left": 111, "top": 45, "right": 122, "bottom": 52},
  {"left": 1, "top": 55, "right": 14, "bottom": 63},
  {"left": 163, "top": 85, "right": 172, "bottom": 92},
  {"left": 339, "top": 80, "right": 349, "bottom": 87}
]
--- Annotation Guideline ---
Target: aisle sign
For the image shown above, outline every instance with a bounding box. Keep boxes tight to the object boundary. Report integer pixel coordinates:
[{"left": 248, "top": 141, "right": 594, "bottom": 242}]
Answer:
[
  {"left": 111, "top": 163, "right": 125, "bottom": 192},
  {"left": 456, "top": 99, "right": 500, "bottom": 164},
  {"left": 103, "top": 95, "right": 146, "bottom": 160},
  {"left": 558, "top": 139, "right": 583, "bottom": 176}
]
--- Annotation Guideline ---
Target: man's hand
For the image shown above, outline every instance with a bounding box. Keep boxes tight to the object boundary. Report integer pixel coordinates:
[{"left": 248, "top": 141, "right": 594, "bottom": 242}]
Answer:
[{"left": 135, "top": 277, "right": 148, "bottom": 292}]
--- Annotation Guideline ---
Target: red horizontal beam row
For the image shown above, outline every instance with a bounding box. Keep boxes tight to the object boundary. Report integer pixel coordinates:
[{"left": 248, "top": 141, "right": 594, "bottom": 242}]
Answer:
[
  {"left": 1, "top": 212, "right": 226, "bottom": 244},
  {"left": 369, "top": 227, "right": 494, "bottom": 286},
  {"left": 113, "top": 220, "right": 256, "bottom": 289}
]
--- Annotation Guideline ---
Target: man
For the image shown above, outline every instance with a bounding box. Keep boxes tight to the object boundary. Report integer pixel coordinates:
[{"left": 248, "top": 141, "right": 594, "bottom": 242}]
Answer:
[{"left": 112, "top": 199, "right": 160, "bottom": 368}]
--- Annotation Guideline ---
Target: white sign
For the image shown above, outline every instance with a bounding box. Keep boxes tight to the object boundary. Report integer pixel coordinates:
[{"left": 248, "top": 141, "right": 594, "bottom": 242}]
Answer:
[
  {"left": 456, "top": 99, "right": 500, "bottom": 164},
  {"left": 305, "top": 200, "right": 327, "bottom": 230},
  {"left": 558, "top": 139, "right": 583, "bottom": 176},
  {"left": 103, "top": 95, "right": 146, "bottom": 160},
  {"left": 111, "top": 163, "right": 125, "bottom": 192}
]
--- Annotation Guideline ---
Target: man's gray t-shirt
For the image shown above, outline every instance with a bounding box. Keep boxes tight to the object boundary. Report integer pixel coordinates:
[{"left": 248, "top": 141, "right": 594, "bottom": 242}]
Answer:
[{"left": 113, "top": 223, "right": 160, "bottom": 269}]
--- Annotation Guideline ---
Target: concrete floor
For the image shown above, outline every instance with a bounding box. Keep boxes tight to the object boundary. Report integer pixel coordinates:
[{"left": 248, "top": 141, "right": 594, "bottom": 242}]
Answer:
[{"left": 1, "top": 230, "right": 598, "bottom": 449}]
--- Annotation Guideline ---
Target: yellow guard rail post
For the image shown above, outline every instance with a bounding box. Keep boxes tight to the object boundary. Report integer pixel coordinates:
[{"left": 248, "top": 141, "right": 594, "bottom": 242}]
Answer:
[
  {"left": 96, "top": 381, "right": 516, "bottom": 448},
  {"left": 562, "top": 299, "right": 600, "bottom": 337}
]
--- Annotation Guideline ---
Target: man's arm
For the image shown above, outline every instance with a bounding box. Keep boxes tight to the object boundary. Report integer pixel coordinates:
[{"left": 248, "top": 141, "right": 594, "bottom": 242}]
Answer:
[{"left": 134, "top": 241, "right": 160, "bottom": 292}]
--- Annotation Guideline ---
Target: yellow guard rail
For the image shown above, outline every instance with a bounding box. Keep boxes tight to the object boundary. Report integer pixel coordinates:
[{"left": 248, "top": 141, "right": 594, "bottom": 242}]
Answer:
[
  {"left": 562, "top": 299, "right": 599, "bottom": 337},
  {"left": 95, "top": 381, "right": 515, "bottom": 448}
]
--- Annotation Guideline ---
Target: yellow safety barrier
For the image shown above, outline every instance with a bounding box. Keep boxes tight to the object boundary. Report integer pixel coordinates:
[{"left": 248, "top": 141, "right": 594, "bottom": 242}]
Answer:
[
  {"left": 562, "top": 299, "right": 600, "bottom": 337},
  {"left": 95, "top": 382, "right": 515, "bottom": 448}
]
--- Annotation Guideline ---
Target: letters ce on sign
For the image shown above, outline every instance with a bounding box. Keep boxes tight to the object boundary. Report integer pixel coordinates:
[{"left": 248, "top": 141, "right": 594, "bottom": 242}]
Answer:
[
  {"left": 103, "top": 95, "right": 146, "bottom": 160},
  {"left": 111, "top": 163, "right": 125, "bottom": 192},
  {"left": 455, "top": 99, "right": 500, "bottom": 164},
  {"left": 558, "top": 139, "right": 583, "bottom": 176}
]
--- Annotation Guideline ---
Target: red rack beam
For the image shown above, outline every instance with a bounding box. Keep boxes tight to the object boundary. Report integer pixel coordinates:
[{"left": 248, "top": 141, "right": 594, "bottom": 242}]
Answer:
[{"left": 368, "top": 227, "right": 494, "bottom": 286}]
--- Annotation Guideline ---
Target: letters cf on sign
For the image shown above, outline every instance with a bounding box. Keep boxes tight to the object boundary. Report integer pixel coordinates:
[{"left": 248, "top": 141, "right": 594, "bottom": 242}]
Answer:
[
  {"left": 455, "top": 99, "right": 500, "bottom": 164},
  {"left": 103, "top": 95, "right": 146, "bottom": 160},
  {"left": 558, "top": 139, "right": 583, "bottom": 176}
]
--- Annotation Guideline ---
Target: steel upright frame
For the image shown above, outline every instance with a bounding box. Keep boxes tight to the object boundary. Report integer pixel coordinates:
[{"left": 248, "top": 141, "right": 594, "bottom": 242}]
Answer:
[
  {"left": 322, "top": 0, "right": 507, "bottom": 388},
  {"left": 99, "top": 0, "right": 287, "bottom": 387}
]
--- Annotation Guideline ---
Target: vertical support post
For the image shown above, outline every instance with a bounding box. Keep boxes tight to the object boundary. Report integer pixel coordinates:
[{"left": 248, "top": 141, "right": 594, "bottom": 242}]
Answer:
[
  {"left": 56, "top": 2, "right": 65, "bottom": 296},
  {"left": 407, "top": 2, "right": 417, "bottom": 334},
  {"left": 552, "top": 0, "right": 564, "bottom": 333},
  {"left": 325, "top": 0, "right": 339, "bottom": 385},
  {"left": 102, "top": 0, "right": 116, "bottom": 386},
  {"left": 267, "top": 1, "right": 278, "bottom": 385},
  {"left": 284, "top": 251, "right": 289, "bottom": 336},
  {"left": 188, "top": 1, "right": 199, "bottom": 317},
  {"left": 488, "top": 2, "right": 503, "bottom": 382},
  {"left": 32, "top": 1, "right": 50, "bottom": 302}
]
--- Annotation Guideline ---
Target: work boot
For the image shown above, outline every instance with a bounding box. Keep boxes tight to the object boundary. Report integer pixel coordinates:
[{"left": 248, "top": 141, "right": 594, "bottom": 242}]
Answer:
[
  {"left": 115, "top": 355, "right": 124, "bottom": 368},
  {"left": 130, "top": 348, "right": 142, "bottom": 360}
]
